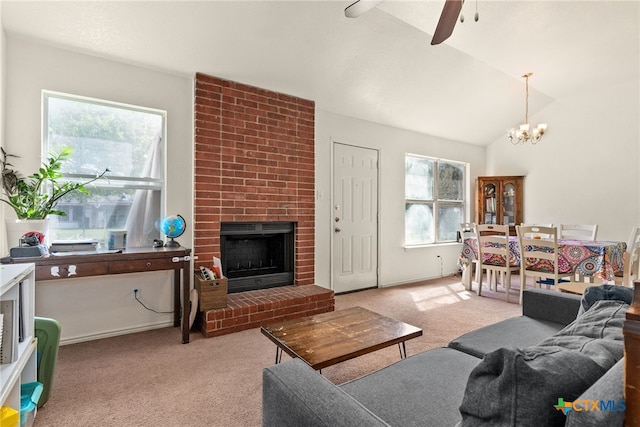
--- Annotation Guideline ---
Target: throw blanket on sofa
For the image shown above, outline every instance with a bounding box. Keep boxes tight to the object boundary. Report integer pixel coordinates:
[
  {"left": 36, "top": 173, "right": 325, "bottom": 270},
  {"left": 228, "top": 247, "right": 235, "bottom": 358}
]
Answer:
[{"left": 459, "top": 297, "right": 628, "bottom": 427}]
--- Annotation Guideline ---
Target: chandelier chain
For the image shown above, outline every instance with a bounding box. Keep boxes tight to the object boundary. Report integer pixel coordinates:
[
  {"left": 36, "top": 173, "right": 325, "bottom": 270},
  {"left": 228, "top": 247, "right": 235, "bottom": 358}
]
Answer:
[{"left": 524, "top": 74, "right": 529, "bottom": 124}]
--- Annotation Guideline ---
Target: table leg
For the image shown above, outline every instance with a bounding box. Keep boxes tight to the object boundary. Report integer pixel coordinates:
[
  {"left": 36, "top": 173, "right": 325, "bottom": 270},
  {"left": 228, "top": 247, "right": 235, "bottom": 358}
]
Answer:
[
  {"left": 398, "top": 342, "right": 407, "bottom": 359},
  {"left": 173, "top": 269, "right": 181, "bottom": 328},
  {"left": 462, "top": 265, "right": 472, "bottom": 290},
  {"left": 275, "top": 347, "right": 282, "bottom": 364},
  {"left": 181, "top": 256, "right": 191, "bottom": 344}
]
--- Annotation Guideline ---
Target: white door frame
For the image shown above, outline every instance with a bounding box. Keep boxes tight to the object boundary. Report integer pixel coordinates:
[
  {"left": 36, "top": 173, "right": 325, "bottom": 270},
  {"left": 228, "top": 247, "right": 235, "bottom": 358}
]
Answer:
[{"left": 330, "top": 139, "right": 381, "bottom": 292}]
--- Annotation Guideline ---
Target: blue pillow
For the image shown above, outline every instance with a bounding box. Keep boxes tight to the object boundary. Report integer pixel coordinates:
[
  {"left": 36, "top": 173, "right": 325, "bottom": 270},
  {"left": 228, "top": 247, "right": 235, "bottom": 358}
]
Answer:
[{"left": 579, "top": 284, "right": 633, "bottom": 315}]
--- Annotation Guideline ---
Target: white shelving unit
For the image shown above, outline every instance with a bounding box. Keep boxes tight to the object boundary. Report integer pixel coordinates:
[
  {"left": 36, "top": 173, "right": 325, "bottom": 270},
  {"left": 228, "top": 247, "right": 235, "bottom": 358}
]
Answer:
[{"left": 0, "top": 263, "right": 36, "bottom": 417}]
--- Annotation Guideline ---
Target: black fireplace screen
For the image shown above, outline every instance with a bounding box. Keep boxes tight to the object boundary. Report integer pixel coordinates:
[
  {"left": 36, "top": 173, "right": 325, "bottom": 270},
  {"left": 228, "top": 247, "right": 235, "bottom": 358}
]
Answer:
[{"left": 220, "top": 222, "right": 295, "bottom": 293}]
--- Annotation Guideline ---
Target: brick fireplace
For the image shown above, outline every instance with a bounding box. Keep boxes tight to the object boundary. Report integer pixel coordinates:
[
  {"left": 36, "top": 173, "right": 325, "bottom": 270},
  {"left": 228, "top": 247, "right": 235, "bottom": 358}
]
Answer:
[{"left": 193, "top": 73, "right": 333, "bottom": 336}]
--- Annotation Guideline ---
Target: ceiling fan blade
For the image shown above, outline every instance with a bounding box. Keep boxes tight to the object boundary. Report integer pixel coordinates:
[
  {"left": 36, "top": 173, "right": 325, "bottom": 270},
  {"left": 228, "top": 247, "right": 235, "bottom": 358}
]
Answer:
[
  {"left": 345, "top": 0, "right": 383, "bottom": 18},
  {"left": 431, "top": 0, "right": 464, "bottom": 45}
]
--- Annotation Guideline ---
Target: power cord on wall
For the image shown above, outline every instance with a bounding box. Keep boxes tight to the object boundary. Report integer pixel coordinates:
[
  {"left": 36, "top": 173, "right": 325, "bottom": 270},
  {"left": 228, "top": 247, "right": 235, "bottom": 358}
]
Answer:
[{"left": 134, "top": 289, "right": 174, "bottom": 314}]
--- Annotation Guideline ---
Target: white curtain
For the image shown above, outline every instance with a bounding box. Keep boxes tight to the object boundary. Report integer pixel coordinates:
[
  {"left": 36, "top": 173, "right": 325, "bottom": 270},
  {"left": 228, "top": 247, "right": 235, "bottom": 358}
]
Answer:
[{"left": 124, "top": 137, "right": 162, "bottom": 247}]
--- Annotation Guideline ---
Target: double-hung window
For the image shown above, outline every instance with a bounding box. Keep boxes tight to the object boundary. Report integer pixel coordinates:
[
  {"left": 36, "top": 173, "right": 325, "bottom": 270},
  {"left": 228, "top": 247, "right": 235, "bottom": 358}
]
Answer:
[
  {"left": 405, "top": 154, "right": 466, "bottom": 246},
  {"left": 42, "top": 91, "right": 166, "bottom": 248}
]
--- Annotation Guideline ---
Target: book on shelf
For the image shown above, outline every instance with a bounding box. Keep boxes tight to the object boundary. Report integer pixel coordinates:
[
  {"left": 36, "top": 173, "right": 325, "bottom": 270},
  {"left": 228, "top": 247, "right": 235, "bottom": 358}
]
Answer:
[
  {"left": 484, "top": 213, "right": 496, "bottom": 224},
  {"left": 0, "top": 299, "right": 17, "bottom": 364},
  {"left": 485, "top": 197, "right": 496, "bottom": 213},
  {"left": 18, "top": 281, "right": 24, "bottom": 343}
]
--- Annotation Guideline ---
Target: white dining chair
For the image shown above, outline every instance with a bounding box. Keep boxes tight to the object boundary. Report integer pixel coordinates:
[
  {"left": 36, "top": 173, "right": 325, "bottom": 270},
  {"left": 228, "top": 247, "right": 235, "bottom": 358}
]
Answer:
[
  {"left": 517, "top": 225, "right": 574, "bottom": 301},
  {"left": 474, "top": 224, "right": 519, "bottom": 302},
  {"left": 459, "top": 222, "right": 480, "bottom": 287},
  {"left": 520, "top": 223, "right": 553, "bottom": 238},
  {"left": 626, "top": 227, "right": 640, "bottom": 253},
  {"left": 558, "top": 224, "right": 598, "bottom": 241},
  {"left": 459, "top": 222, "right": 475, "bottom": 241},
  {"left": 614, "top": 227, "right": 640, "bottom": 287}
]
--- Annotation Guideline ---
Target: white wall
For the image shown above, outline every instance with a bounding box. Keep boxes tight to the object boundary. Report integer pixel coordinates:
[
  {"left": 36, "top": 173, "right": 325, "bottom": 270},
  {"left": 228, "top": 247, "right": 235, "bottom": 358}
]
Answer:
[
  {"left": 315, "top": 110, "right": 486, "bottom": 288},
  {"left": 0, "top": 3, "right": 6, "bottom": 257},
  {"left": 4, "top": 37, "right": 194, "bottom": 344},
  {"left": 486, "top": 78, "right": 640, "bottom": 243}
]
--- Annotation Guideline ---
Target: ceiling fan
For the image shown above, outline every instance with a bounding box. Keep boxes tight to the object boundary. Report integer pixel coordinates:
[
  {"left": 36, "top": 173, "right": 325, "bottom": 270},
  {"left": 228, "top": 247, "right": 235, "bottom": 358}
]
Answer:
[
  {"left": 344, "top": 0, "right": 465, "bottom": 46},
  {"left": 431, "top": 0, "right": 464, "bottom": 45}
]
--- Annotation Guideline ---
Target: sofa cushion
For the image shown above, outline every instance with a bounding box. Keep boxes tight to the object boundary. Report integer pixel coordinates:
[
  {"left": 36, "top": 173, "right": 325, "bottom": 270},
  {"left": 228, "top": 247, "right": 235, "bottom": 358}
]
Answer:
[
  {"left": 340, "top": 347, "right": 480, "bottom": 427},
  {"left": 521, "top": 288, "right": 581, "bottom": 325},
  {"left": 448, "top": 316, "right": 566, "bottom": 359},
  {"left": 536, "top": 300, "right": 626, "bottom": 368},
  {"left": 449, "top": 289, "right": 583, "bottom": 359},
  {"left": 565, "top": 358, "right": 625, "bottom": 427},
  {"left": 458, "top": 299, "right": 628, "bottom": 427}
]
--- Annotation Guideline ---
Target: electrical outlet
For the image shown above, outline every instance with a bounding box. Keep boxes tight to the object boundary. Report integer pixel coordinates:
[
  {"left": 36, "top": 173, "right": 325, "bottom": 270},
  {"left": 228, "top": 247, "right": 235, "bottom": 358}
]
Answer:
[{"left": 132, "top": 288, "right": 140, "bottom": 300}]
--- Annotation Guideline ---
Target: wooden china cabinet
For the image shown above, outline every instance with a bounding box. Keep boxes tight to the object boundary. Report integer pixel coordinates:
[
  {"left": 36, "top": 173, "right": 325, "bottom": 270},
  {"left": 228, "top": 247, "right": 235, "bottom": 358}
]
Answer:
[{"left": 475, "top": 176, "right": 524, "bottom": 235}]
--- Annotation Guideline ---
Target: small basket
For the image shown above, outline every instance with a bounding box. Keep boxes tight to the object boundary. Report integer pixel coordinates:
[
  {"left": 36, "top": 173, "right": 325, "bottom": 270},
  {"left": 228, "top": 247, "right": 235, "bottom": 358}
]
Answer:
[{"left": 194, "top": 273, "right": 228, "bottom": 311}]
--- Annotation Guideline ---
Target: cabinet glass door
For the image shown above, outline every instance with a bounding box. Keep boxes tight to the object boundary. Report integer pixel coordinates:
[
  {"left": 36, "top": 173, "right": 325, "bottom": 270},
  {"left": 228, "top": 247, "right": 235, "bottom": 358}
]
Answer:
[
  {"left": 483, "top": 183, "right": 497, "bottom": 224},
  {"left": 502, "top": 183, "right": 516, "bottom": 225}
]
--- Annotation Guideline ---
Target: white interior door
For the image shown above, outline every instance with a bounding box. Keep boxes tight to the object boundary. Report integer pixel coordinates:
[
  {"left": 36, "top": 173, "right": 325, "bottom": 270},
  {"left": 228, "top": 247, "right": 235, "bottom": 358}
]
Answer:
[{"left": 332, "top": 142, "right": 379, "bottom": 293}]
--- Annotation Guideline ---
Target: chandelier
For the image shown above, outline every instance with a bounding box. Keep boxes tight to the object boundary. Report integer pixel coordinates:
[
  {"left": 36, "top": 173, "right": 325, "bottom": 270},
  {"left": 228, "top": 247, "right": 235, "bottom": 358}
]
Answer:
[{"left": 508, "top": 73, "right": 547, "bottom": 145}]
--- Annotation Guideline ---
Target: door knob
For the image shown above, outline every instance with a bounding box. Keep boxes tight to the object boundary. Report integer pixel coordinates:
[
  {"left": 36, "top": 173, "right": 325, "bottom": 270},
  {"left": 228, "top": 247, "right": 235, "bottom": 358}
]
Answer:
[{"left": 335, "top": 227, "right": 342, "bottom": 233}]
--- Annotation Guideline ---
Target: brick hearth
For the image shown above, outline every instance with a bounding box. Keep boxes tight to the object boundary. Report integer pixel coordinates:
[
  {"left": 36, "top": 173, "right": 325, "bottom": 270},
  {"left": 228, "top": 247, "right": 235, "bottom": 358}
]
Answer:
[{"left": 199, "top": 285, "right": 334, "bottom": 337}]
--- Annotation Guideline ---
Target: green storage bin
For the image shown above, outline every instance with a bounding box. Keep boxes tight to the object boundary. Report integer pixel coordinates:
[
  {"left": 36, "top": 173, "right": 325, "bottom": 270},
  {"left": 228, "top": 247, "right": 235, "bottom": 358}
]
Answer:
[{"left": 34, "top": 317, "right": 61, "bottom": 409}]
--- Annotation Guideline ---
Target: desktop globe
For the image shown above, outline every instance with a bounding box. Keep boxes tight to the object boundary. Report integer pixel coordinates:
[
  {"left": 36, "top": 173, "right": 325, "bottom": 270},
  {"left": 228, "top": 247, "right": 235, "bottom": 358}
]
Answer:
[{"left": 158, "top": 214, "right": 186, "bottom": 247}]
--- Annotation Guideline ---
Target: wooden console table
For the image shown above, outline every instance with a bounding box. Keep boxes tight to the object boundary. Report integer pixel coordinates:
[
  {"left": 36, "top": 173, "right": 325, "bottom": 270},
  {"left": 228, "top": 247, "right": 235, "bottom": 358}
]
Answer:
[{"left": 1, "top": 247, "right": 192, "bottom": 344}]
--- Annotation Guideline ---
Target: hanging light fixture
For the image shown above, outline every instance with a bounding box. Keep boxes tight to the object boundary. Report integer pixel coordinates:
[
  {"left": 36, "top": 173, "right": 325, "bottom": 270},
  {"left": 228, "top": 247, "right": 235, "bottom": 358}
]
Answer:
[{"left": 508, "top": 73, "right": 547, "bottom": 145}]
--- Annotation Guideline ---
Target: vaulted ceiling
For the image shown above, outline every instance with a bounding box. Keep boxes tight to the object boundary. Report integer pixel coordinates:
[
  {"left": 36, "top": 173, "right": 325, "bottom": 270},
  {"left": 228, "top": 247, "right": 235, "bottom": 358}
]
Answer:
[{"left": 2, "top": 1, "right": 638, "bottom": 146}]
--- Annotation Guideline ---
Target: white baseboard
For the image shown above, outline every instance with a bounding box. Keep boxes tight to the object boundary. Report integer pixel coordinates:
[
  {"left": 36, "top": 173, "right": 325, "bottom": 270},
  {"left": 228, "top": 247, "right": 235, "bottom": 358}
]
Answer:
[
  {"left": 60, "top": 321, "right": 174, "bottom": 346},
  {"left": 380, "top": 273, "right": 460, "bottom": 288}
]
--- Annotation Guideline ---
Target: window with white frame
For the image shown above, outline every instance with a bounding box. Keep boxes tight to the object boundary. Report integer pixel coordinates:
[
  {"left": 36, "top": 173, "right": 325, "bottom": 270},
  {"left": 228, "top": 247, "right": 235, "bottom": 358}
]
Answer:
[
  {"left": 405, "top": 154, "right": 466, "bottom": 246},
  {"left": 43, "top": 91, "right": 166, "bottom": 248}
]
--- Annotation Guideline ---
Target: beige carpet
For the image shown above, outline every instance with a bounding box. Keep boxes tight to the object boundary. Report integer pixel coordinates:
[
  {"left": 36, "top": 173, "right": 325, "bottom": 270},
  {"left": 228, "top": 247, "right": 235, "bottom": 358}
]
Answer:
[{"left": 33, "top": 275, "right": 522, "bottom": 426}]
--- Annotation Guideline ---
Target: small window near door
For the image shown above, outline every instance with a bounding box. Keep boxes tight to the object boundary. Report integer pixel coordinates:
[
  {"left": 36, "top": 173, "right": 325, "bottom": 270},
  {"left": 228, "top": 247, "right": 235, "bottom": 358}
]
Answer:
[
  {"left": 42, "top": 91, "right": 166, "bottom": 248},
  {"left": 405, "top": 154, "right": 466, "bottom": 246}
]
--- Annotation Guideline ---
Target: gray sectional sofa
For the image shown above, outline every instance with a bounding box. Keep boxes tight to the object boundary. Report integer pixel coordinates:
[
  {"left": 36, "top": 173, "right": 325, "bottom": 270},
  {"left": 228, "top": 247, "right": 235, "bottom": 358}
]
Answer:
[{"left": 262, "top": 286, "right": 631, "bottom": 427}]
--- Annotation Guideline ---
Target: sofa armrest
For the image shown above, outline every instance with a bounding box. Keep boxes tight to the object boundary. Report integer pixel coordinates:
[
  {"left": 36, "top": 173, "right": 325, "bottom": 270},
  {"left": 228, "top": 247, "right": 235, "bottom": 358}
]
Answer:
[
  {"left": 262, "top": 358, "right": 390, "bottom": 427},
  {"left": 522, "top": 288, "right": 581, "bottom": 325},
  {"left": 565, "top": 359, "right": 624, "bottom": 427}
]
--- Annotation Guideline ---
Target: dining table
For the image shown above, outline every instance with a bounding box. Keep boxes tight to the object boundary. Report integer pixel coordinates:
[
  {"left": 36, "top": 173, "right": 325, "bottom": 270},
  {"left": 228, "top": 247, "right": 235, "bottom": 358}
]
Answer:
[{"left": 459, "top": 236, "right": 626, "bottom": 290}]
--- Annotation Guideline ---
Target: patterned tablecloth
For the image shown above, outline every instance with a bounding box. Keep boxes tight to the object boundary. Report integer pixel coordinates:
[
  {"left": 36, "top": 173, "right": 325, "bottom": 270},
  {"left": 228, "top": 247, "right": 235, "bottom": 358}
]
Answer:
[{"left": 461, "top": 237, "right": 626, "bottom": 281}]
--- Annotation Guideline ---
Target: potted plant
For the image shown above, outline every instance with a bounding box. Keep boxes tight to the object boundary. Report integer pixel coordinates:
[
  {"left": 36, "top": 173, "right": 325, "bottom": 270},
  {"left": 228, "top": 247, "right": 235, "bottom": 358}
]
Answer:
[{"left": 1, "top": 146, "right": 108, "bottom": 246}]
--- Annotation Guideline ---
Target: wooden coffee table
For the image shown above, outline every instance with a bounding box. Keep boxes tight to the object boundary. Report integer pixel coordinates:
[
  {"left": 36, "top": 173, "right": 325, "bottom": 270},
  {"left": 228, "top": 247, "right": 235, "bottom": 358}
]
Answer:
[{"left": 260, "top": 306, "right": 423, "bottom": 371}]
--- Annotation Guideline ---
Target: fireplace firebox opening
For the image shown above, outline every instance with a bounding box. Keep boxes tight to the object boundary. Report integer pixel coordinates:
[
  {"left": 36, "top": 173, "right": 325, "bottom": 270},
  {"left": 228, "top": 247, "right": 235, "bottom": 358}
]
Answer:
[{"left": 220, "top": 222, "right": 295, "bottom": 293}]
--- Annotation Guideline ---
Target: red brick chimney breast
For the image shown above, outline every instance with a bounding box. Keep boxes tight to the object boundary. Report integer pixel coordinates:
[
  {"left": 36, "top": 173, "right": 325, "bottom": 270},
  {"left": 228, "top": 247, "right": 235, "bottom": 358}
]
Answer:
[{"left": 193, "top": 73, "right": 315, "bottom": 286}]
